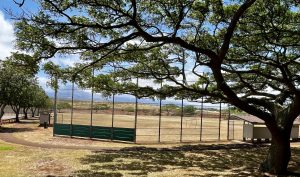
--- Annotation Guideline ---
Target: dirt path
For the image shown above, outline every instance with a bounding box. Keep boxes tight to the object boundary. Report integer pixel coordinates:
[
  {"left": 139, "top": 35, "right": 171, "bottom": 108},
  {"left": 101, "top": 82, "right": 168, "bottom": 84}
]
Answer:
[
  {"left": 1, "top": 119, "right": 299, "bottom": 150},
  {"left": 0, "top": 132, "right": 122, "bottom": 151}
]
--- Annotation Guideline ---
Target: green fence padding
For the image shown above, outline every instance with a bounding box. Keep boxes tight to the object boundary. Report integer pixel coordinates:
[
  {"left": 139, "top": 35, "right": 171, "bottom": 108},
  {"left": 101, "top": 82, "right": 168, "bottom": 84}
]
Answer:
[
  {"left": 72, "top": 124, "right": 90, "bottom": 137},
  {"left": 92, "top": 126, "right": 112, "bottom": 140},
  {"left": 113, "top": 127, "right": 135, "bottom": 141},
  {"left": 54, "top": 123, "right": 135, "bottom": 142},
  {"left": 54, "top": 124, "right": 71, "bottom": 136}
]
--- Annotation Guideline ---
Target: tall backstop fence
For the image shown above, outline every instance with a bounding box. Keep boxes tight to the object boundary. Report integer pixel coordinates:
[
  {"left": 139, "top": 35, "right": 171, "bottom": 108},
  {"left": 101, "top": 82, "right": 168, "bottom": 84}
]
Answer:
[{"left": 52, "top": 80, "right": 243, "bottom": 143}]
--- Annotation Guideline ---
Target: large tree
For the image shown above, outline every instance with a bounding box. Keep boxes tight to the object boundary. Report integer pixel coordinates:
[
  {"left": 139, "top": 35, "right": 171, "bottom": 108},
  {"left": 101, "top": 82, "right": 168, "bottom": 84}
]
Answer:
[
  {"left": 29, "top": 87, "right": 52, "bottom": 117},
  {"left": 19, "top": 84, "right": 49, "bottom": 119},
  {"left": 14, "top": 0, "right": 300, "bottom": 174},
  {"left": 0, "top": 63, "right": 33, "bottom": 122},
  {"left": 0, "top": 64, "right": 14, "bottom": 120},
  {"left": 0, "top": 53, "right": 46, "bottom": 121}
]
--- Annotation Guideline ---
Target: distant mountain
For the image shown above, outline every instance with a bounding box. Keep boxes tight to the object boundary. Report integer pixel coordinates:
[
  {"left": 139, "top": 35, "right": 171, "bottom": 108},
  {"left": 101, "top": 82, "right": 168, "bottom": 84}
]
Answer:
[
  {"left": 46, "top": 85, "right": 159, "bottom": 104},
  {"left": 45, "top": 84, "right": 224, "bottom": 109}
]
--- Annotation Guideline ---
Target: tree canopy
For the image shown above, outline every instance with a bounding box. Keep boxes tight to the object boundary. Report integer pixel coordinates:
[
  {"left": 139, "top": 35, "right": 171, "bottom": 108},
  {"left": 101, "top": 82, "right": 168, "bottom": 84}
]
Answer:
[
  {"left": 13, "top": 0, "right": 300, "bottom": 174},
  {"left": 0, "top": 53, "right": 50, "bottom": 121}
]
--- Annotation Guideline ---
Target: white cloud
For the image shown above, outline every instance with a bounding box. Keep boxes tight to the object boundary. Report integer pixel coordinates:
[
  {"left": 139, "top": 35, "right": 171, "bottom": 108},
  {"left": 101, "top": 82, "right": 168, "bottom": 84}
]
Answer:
[
  {"left": 0, "top": 11, "right": 15, "bottom": 59},
  {"left": 44, "top": 54, "right": 82, "bottom": 68},
  {"left": 37, "top": 75, "right": 53, "bottom": 92},
  {"left": 136, "top": 78, "right": 161, "bottom": 89}
]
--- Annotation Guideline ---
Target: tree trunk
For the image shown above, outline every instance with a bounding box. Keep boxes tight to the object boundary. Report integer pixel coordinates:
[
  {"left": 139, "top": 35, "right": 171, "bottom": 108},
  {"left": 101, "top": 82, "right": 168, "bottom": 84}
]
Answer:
[
  {"left": 0, "top": 104, "right": 6, "bottom": 119},
  {"left": 11, "top": 105, "right": 20, "bottom": 123},
  {"left": 0, "top": 104, "right": 6, "bottom": 125},
  {"left": 31, "top": 107, "right": 36, "bottom": 117},
  {"left": 23, "top": 108, "right": 28, "bottom": 119},
  {"left": 15, "top": 111, "right": 20, "bottom": 122},
  {"left": 260, "top": 128, "right": 291, "bottom": 175}
]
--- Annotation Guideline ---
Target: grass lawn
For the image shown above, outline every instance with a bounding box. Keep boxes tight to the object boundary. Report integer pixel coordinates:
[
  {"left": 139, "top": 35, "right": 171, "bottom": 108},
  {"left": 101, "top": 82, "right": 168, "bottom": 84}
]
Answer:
[
  {"left": 0, "top": 140, "right": 90, "bottom": 177},
  {"left": 0, "top": 119, "right": 299, "bottom": 176},
  {"left": 73, "top": 144, "right": 300, "bottom": 177},
  {"left": 0, "top": 139, "right": 299, "bottom": 176}
]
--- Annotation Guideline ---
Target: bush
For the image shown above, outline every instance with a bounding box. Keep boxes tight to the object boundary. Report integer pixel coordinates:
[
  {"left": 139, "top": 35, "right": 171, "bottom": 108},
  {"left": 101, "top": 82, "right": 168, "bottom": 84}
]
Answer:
[
  {"left": 183, "top": 105, "right": 197, "bottom": 116},
  {"left": 124, "top": 106, "right": 135, "bottom": 112},
  {"left": 162, "top": 104, "right": 179, "bottom": 116},
  {"left": 57, "top": 102, "right": 72, "bottom": 113},
  {"left": 93, "top": 104, "right": 110, "bottom": 112}
]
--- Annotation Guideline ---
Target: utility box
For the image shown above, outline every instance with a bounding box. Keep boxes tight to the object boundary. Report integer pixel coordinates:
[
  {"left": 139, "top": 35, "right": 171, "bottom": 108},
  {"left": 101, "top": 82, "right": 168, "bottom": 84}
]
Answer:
[{"left": 39, "top": 111, "right": 50, "bottom": 125}]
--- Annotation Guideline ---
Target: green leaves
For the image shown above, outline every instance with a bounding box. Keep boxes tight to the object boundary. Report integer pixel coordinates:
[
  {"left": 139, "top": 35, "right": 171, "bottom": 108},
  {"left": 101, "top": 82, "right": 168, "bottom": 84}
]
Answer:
[
  {"left": 12, "top": 0, "right": 300, "bottom": 122},
  {"left": 4, "top": 52, "right": 39, "bottom": 75},
  {"left": 0, "top": 54, "right": 50, "bottom": 118}
]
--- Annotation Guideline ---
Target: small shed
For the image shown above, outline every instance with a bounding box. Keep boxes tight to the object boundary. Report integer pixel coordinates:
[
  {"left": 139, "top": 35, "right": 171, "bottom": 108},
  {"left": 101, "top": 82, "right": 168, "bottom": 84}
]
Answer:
[
  {"left": 230, "top": 115, "right": 300, "bottom": 142},
  {"left": 39, "top": 110, "right": 51, "bottom": 126}
]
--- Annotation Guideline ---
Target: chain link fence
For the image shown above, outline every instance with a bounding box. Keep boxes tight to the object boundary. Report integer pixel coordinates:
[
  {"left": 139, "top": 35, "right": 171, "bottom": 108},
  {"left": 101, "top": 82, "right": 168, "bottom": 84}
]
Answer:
[{"left": 52, "top": 81, "right": 246, "bottom": 143}]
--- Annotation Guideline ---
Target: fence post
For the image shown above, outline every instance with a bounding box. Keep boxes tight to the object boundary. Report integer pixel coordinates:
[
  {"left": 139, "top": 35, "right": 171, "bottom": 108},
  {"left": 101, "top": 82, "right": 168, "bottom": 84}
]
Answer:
[
  {"left": 111, "top": 66, "right": 116, "bottom": 141},
  {"left": 158, "top": 81, "right": 162, "bottom": 143},
  {"left": 90, "top": 67, "right": 94, "bottom": 139},
  {"left": 111, "top": 93, "right": 115, "bottom": 141},
  {"left": 70, "top": 77, "right": 75, "bottom": 137},
  {"left": 180, "top": 50, "right": 185, "bottom": 143},
  {"left": 134, "top": 77, "right": 138, "bottom": 143},
  {"left": 180, "top": 98, "right": 184, "bottom": 142},
  {"left": 227, "top": 104, "right": 230, "bottom": 140},
  {"left": 218, "top": 101, "right": 221, "bottom": 141},
  {"left": 53, "top": 73, "right": 58, "bottom": 136},
  {"left": 200, "top": 96, "right": 203, "bottom": 141}
]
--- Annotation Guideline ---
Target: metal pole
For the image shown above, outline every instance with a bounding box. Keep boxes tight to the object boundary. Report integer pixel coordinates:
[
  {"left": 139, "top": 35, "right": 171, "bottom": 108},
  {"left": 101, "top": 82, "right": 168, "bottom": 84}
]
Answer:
[
  {"left": 111, "top": 93, "right": 115, "bottom": 141},
  {"left": 53, "top": 73, "right": 58, "bottom": 136},
  {"left": 70, "top": 78, "right": 75, "bottom": 137},
  {"left": 200, "top": 96, "right": 203, "bottom": 141},
  {"left": 180, "top": 98, "right": 184, "bottom": 142},
  {"left": 218, "top": 101, "right": 221, "bottom": 140},
  {"left": 233, "top": 120, "right": 235, "bottom": 140},
  {"left": 158, "top": 81, "right": 162, "bottom": 143},
  {"left": 227, "top": 103, "right": 230, "bottom": 140},
  {"left": 90, "top": 67, "right": 95, "bottom": 139},
  {"left": 180, "top": 50, "right": 185, "bottom": 142},
  {"left": 111, "top": 65, "right": 116, "bottom": 141},
  {"left": 134, "top": 77, "right": 138, "bottom": 143}
]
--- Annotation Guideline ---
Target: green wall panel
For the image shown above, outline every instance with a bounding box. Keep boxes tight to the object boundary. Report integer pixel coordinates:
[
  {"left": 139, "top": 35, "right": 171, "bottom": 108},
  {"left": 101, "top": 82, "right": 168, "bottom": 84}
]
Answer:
[
  {"left": 72, "top": 124, "right": 90, "bottom": 137},
  {"left": 92, "top": 126, "right": 112, "bottom": 140},
  {"left": 113, "top": 127, "right": 135, "bottom": 141},
  {"left": 54, "top": 123, "right": 135, "bottom": 142},
  {"left": 54, "top": 124, "right": 71, "bottom": 136}
]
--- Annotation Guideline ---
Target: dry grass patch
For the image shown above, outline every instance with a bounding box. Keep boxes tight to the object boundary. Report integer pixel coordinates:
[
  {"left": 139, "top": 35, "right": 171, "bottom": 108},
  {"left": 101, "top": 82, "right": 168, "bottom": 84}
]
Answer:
[
  {"left": 0, "top": 140, "right": 90, "bottom": 177},
  {"left": 9, "top": 119, "right": 237, "bottom": 149},
  {"left": 1, "top": 119, "right": 300, "bottom": 176}
]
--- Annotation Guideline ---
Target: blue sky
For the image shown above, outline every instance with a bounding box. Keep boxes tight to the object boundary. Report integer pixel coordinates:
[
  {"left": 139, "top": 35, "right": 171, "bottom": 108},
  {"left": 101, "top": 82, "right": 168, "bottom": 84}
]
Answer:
[{"left": 0, "top": 0, "right": 81, "bottom": 95}]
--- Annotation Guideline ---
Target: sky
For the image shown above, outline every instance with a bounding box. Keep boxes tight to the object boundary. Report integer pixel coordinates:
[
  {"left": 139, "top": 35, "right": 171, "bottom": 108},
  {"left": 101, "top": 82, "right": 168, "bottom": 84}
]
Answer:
[
  {"left": 0, "top": 0, "right": 84, "bottom": 95},
  {"left": 0, "top": 0, "right": 222, "bottom": 108}
]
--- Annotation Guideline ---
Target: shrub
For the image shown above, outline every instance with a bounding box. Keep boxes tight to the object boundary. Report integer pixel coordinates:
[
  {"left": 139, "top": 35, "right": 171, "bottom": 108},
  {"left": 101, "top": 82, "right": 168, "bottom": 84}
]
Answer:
[
  {"left": 162, "top": 104, "right": 179, "bottom": 116},
  {"left": 124, "top": 106, "right": 135, "bottom": 112},
  {"left": 94, "top": 104, "right": 110, "bottom": 112},
  {"left": 183, "top": 105, "right": 197, "bottom": 116},
  {"left": 57, "top": 102, "right": 72, "bottom": 113}
]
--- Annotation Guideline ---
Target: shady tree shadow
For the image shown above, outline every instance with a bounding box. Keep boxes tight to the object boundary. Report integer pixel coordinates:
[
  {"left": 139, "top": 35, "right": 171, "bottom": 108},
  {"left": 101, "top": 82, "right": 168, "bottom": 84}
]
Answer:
[
  {"left": 0, "top": 118, "right": 41, "bottom": 133},
  {"left": 73, "top": 143, "right": 300, "bottom": 177},
  {"left": 17, "top": 117, "right": 40, "bottom": 123},
  {"left": 0, "top": 126, "right": 34, "bottom": 133}
]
